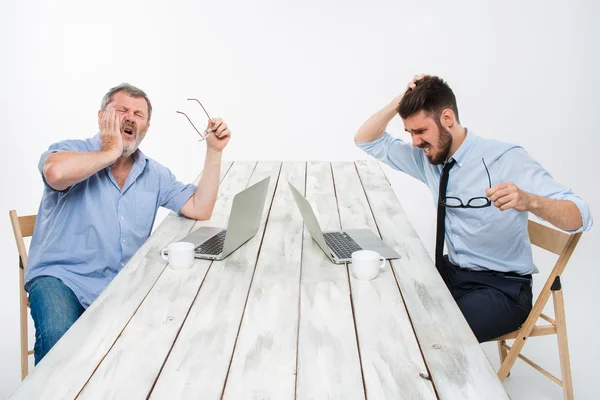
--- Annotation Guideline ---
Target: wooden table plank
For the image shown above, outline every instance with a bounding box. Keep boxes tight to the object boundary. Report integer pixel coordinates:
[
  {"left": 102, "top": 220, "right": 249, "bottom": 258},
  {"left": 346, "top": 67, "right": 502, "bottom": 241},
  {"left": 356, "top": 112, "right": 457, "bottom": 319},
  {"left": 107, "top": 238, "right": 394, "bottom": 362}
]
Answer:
[
  {"left": 8, "top": 162, "right": 233, "bottom": 400},
  {"left": 332, "top": 161, "right": 437, "bottom": 399},
  {"left": 149, "top": 161, "right": 281, "bottom": 400},
  {"left": 295, "top": 161, "right": 365, "bottom": 400},
  {"left": 222, "top": 162, "right": 306, "bottom": 400},
  {"left": 77, "top": 162, "right": 246, "bottom": 399},
  {"left": 355, "top": 160, "right": 509, "bottom": 400}
]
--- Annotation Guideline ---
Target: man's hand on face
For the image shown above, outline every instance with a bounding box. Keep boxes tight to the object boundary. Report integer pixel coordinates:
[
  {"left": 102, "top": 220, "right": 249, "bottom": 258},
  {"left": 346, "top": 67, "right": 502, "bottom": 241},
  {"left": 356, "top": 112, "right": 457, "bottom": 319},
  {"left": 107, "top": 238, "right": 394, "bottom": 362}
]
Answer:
[
  {"left": 99, "top": 105, "right": 124, "bottom": 158},
  {"left": 205, "top": 118, "right": 231, "bottom": 152},
  {"left": 486, "top": 182, "right": 532, "bottom": 212}
]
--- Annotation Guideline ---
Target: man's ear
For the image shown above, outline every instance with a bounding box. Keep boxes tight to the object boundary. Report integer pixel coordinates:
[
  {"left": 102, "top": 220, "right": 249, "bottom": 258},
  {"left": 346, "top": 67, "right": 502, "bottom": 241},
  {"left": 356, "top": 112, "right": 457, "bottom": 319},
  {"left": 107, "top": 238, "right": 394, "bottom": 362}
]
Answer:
[{"left": 440, "top": 108, "right": 456, "bottom": 129}]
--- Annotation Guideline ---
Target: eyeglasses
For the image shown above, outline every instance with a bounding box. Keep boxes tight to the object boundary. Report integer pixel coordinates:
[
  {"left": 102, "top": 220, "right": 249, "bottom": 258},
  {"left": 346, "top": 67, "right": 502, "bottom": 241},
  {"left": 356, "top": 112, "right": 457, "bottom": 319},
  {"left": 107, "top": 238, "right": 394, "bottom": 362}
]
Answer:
[
  {"left": 176, "top": 98, "right": 215, "bottom": 141},
  {"left": 440, "top": 158, "right": 492, "bottom": 209}
]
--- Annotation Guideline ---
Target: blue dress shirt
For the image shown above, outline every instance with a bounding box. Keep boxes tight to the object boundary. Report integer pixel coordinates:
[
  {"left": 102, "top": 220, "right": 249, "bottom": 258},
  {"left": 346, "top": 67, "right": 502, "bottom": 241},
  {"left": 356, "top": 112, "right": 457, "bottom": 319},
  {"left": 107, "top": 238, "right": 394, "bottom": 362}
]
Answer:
[
  {"left": 357, "top": 130, "right": 592, "bottom": 275},
  {"left": 25, "top": 134, "right": 197, "bottom": 308}
]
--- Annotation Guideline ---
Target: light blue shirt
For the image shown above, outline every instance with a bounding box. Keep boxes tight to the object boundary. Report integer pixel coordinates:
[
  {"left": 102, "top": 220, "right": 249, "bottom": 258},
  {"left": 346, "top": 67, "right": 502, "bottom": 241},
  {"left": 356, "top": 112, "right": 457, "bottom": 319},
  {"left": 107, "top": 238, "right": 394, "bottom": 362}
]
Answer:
[
  {"left": 357, "top": 130, "right": 593, "bottom": 275},
  {"left": 25, "top": 134, "right": 197, "bottom": 308}
]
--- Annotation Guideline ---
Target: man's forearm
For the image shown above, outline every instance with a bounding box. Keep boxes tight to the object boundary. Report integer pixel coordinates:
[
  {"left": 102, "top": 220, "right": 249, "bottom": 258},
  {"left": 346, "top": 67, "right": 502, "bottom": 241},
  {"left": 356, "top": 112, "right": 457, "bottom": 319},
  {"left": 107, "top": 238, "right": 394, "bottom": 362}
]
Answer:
[
  {"left": 527, "top": 194, "right": 583, "bottom": 231},
  {"left": 189, "top": 148, "right": 222, "bottom": 220},
  {"left": 43, "top": 150, "right": 119, "bottom": 191},
  {"left": 354, "top": 98, "right": 400, "bottom": 143}
]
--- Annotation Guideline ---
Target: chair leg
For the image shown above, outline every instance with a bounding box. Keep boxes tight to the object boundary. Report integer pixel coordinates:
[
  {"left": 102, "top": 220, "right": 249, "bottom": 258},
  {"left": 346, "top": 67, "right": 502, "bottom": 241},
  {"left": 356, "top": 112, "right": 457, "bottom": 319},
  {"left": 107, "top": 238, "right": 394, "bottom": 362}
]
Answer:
[
  {"left": 19, "top": 270, "right": 28, "bottom": 380},
  {"left": 553, "top": 289, "right": 574, "bottom": 400},
  {"left": 497, "top": 340, "right": 510, "bottom": 377}
]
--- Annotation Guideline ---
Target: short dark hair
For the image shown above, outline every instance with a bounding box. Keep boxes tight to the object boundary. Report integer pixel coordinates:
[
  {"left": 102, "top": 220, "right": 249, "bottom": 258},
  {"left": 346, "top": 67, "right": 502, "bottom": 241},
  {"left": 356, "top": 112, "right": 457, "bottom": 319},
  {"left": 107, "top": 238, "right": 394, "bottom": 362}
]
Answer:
[
  {"left": 101, "top": 83, "right": 153, "bottom": 121},
  {"left": 397, "top": 76, "right": 459, "bottom": 123}
]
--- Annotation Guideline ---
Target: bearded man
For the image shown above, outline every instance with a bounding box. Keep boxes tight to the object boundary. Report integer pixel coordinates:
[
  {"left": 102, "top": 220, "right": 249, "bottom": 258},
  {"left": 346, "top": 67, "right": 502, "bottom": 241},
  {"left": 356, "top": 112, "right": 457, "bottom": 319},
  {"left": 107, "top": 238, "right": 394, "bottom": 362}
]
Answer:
[{"left": 355, "top": 75, "right": 592, "bottom": 342}]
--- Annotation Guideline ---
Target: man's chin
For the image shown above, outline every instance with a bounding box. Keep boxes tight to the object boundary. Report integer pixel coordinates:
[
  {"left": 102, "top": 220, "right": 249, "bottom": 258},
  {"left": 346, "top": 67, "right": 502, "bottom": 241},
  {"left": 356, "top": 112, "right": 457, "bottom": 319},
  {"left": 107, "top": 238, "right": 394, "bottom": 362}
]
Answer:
[
  {"left": 121, "top": 146, "right": 138, "bottom": 157},
  {"left": 426, "top": 153, "right": 442, "bottom": 165}
]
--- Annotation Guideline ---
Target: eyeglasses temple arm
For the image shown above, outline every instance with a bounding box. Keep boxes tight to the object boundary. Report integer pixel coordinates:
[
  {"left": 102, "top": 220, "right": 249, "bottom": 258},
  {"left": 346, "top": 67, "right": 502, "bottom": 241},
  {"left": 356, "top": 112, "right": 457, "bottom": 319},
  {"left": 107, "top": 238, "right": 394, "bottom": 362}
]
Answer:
[
  {"left": 187, "top": 98, "right": 212, "bottom": 121},
  {"left": 176, "top": 110, "right": 205, "bottom": 137},
  {"left": 482, "top": 158, "right": 491, "bottom": 188}
]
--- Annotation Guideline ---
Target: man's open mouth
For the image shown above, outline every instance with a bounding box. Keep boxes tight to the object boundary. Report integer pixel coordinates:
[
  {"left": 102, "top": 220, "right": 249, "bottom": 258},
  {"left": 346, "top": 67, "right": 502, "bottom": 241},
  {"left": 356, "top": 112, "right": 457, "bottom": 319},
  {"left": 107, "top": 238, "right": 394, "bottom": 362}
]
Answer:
[{"left": 123, "top": 128, "right": 134, "bottom": 136}]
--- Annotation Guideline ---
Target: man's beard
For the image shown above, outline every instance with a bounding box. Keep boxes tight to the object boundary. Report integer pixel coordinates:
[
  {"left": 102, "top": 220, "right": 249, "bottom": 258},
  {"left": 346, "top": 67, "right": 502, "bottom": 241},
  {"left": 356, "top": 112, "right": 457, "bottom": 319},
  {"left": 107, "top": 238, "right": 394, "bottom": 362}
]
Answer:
[
  {"left": 121, "top": 120, "right": 147, "bottom": 157},
  {"left": 426, "top": 122, "right": 453, "bottom": 165}
]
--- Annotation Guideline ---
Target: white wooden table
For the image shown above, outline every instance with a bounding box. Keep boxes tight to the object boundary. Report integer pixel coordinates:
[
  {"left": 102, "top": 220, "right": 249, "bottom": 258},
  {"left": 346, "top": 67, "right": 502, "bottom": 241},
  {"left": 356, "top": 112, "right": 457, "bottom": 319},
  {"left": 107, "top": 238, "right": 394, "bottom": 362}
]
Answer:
[{"left": 10, "top": 161, "right": 509, "bottom": 400}]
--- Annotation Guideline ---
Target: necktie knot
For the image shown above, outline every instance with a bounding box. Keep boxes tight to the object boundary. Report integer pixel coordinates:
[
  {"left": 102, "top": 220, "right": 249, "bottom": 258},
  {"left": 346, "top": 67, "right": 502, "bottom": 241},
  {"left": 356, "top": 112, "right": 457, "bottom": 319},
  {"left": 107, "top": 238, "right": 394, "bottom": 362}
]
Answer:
[{"left": 442, "top": 159, "right": 456, "bottom": 174}]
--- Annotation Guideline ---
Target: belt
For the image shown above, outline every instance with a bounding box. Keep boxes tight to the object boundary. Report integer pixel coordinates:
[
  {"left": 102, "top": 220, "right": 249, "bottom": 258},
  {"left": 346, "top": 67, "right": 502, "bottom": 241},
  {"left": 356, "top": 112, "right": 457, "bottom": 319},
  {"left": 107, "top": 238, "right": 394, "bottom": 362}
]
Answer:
[{"left": 459, "top": 267, "right": 532, "bottom": 285}]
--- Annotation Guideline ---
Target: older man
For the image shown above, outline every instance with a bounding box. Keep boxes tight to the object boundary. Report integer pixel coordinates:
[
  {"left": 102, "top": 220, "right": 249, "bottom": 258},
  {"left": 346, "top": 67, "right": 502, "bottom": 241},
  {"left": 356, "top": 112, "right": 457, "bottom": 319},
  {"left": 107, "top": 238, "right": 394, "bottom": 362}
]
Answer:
[{"left": 25, "top": 83, "right": 231, "bottom": 363}]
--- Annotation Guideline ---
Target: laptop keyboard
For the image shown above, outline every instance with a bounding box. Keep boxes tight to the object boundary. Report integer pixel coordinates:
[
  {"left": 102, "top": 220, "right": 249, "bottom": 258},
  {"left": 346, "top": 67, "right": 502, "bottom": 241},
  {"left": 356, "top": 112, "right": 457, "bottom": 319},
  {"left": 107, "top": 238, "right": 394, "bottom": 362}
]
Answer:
[
  {"left": 195, "top": 230, "right": 227, "bottom": 255},
  {"left": 323, "top": 232, "right": 362, "bottom": 260}
]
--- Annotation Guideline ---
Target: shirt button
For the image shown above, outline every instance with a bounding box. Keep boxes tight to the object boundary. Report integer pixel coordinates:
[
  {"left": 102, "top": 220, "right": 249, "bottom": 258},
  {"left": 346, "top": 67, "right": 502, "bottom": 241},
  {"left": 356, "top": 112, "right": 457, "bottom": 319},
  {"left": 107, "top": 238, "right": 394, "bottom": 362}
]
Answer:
[
  {"left": 120, "top": 216, "right": 124, "bottom": 220},
  {"left": 121, "top": 263, "right": 125, "bottom": 267},
  {"left": 122, "top": 239, "right": 126, "bottom": 243}
]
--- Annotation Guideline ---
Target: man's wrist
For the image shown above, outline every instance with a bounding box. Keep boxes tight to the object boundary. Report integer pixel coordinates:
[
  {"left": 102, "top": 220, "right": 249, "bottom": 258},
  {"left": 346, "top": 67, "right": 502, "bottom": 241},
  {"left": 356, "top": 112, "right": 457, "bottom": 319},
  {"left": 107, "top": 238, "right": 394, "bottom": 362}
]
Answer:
[
  {"left": 526, "top": 192, "right": 540, "bottom": 213},
  {"left": 205, "top": 147, "right": 223, "bottom": 166},
  {"left": 99, "top": 148, "right": 121, "bottom": 164}
]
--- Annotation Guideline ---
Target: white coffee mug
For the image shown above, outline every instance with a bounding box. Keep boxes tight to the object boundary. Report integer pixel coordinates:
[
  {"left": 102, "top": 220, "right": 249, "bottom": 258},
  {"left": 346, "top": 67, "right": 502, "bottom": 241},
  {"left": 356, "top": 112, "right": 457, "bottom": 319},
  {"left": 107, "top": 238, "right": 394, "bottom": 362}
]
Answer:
[
  {"left": 350, "top": 250, "right": 386, "bottom": 280},
  {"left": 161, "top": 242, "right": 195, "bottom": 270}
]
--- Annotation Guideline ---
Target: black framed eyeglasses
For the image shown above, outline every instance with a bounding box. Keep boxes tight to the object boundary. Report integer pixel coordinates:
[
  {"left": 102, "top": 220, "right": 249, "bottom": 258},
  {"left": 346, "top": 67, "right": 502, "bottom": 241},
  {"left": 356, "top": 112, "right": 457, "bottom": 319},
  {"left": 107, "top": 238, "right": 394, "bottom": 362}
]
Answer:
[
  {"left": 176, "top": 98, "right": 215, "bottom": 142},
  {"left": 440, "top": 158, "right": 492, "bottom": 209}
]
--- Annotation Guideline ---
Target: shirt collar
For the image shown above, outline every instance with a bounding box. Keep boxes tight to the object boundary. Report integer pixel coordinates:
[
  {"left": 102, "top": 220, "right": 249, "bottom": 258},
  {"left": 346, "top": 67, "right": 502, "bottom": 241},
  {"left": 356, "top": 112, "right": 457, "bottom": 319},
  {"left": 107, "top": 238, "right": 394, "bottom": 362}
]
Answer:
[{"left": 447, "top": 128, "right": 477, "bottom": 168}]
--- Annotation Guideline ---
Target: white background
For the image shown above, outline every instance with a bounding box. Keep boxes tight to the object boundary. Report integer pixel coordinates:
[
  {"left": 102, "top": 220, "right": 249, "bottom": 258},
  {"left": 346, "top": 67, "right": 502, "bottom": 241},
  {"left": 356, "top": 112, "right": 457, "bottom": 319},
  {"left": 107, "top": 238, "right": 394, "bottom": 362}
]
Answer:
[{"left": 1, "top": 0, "right": 598, "bottom": 398}]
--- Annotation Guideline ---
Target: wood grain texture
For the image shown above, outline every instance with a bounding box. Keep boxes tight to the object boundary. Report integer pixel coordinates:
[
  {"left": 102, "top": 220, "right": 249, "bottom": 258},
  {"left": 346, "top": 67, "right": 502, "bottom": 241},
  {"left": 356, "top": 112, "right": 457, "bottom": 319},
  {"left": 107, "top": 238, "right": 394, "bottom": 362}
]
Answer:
[
  {"left": 222, "top": 162, "right": 306, "bottom": 400},
  {"left": 355, "top": 160, "right": 508, "bottom": 400},
  {"left": 8, "top": 162, "right": 233, "bottom": 400},
  {"left": 295, "top": 161, "right": 365, "bottom": 400},
  {"left": 332, "top": 162, "right": 437, "bottom": 399},
  {"left": 77, "top": 162, "right": 245, "bottom": 400},
  {"left": 149, "top": 161, "right": 281, "bottom": 400}
]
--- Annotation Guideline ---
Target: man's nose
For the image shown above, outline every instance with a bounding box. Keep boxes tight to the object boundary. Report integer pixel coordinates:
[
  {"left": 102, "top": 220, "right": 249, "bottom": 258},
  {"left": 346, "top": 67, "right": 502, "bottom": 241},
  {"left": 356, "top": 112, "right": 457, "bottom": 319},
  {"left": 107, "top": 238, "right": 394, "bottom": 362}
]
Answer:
[{"left": 411, "top": 136, "right": 421, "bottom": 147}]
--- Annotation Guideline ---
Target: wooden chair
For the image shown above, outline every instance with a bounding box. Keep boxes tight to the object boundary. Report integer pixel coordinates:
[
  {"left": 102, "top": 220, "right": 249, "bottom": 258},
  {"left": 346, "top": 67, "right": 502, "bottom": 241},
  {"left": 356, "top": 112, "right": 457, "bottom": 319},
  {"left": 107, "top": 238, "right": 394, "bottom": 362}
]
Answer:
[
  {"left": 495, "top": 220, "right": 582, "bottom": 400},
  {"left": 9, "top": 210, "right": 37, "bottom": 380}
]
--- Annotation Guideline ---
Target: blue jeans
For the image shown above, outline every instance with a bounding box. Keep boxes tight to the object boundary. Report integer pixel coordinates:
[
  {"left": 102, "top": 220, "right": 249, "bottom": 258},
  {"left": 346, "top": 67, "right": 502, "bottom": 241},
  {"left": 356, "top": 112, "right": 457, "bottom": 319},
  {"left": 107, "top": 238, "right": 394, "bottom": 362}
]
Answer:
[{"left": 26, "top": 276, "right": 85, "bottom": 365}]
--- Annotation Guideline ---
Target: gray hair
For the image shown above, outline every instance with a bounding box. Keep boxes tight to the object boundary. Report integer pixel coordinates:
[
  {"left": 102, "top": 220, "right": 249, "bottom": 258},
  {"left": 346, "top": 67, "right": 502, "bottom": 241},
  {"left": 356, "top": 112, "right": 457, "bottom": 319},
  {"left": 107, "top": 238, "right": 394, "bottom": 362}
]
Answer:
[{"left": 100, "top": 83, "right": 153, "bottom": 121}]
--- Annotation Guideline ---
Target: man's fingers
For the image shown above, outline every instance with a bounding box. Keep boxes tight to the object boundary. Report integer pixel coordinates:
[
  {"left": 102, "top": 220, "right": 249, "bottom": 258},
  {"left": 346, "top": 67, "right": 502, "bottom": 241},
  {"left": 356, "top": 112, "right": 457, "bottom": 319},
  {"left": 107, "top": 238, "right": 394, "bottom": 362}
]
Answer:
[
  {"left": 215, "top": 123, "right": 228, "bottom": 137},
  {"left": 217, "top": 128, "right": 231, "bottom": 139},
  {"left": 489, "top": 187, "right": 513, "bottom": 203},
  {"left": 493, "top": 193, "right": 515, "bottom": 209},
  {"left": 499, "top": 198, "right": 517, "bottom": 212},
  {"left": 407, "top": 74, "right": 426, "bottom": 91},
  {"left": 487, "top": 182, "right": 513, "bottom": 197},
  {"left": 113, "top": 111, "right": 120, "bottom": 134}
]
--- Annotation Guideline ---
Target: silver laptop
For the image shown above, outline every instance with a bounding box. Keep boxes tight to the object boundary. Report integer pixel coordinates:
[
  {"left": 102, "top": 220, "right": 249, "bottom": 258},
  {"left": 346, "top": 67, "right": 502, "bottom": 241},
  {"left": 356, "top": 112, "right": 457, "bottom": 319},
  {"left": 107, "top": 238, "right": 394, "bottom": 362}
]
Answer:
[
  {"left": 288, "top": 181, "right": 400, "bottom": 264},
  {"left": 177, "top": 177, "right": 271, "bottom": 260}
]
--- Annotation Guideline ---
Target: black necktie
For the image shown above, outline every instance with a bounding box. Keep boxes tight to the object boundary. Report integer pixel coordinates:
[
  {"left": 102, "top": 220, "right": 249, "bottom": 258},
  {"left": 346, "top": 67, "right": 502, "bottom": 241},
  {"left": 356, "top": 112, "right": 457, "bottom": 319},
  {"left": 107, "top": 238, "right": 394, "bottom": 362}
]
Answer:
[{"left": 435, "top": 159, "right": 456, "bottom": 273}]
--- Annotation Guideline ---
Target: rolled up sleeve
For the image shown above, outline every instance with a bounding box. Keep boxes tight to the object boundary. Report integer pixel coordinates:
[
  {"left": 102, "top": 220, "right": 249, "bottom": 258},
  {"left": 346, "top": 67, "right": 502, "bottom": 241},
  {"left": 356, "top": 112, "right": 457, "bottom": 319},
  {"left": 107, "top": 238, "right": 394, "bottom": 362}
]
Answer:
[
  {"left": 38, "top": 139, "right": 90, "bottom": 192},
  {"left": 356, "top": 132, "right": 427, "bottom": 183},
  {"left": 499, "top": 147, "right": 593, "bottom": 232}
]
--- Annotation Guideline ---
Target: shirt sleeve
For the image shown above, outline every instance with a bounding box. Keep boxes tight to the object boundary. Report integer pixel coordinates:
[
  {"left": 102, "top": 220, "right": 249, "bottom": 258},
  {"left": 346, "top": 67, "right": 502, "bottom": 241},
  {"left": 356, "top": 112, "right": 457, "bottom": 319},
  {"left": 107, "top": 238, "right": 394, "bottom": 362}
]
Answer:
[
  {"left": 497, "top": 147, "right": 593, "bottom": 233},
  {"left": 156, "top": 164, "right": 197, "bottom": 213},
  {"left": 356, "top": 132, "right": 427, "bottom": 183},
  {"left": 38, "top": 139, "right": 91, "bottom": 192}
]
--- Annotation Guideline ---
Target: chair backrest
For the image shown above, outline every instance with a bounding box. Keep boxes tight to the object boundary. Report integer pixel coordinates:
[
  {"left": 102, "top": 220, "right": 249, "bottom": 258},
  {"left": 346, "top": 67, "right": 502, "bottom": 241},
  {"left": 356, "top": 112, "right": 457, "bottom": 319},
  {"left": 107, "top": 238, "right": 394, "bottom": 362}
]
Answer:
[
  {"left": 527, "top": 219, "right": 582, "bottom": 309},
  {"left": 528, "top": 219, "right": 582, "bottom": 274},
  {"left": 9, "top": 210, "right": 37, "bottom": 268}
]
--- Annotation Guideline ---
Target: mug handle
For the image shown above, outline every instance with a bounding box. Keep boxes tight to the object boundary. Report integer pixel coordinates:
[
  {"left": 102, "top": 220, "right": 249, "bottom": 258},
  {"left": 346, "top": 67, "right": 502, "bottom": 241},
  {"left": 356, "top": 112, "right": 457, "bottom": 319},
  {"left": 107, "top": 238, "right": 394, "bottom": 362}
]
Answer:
[
  {"left": 161, "top": 249, "right": 169, "bottom": 261},
  {"left": 379, "top": 256, "right": 386, "bottom": 270}
]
